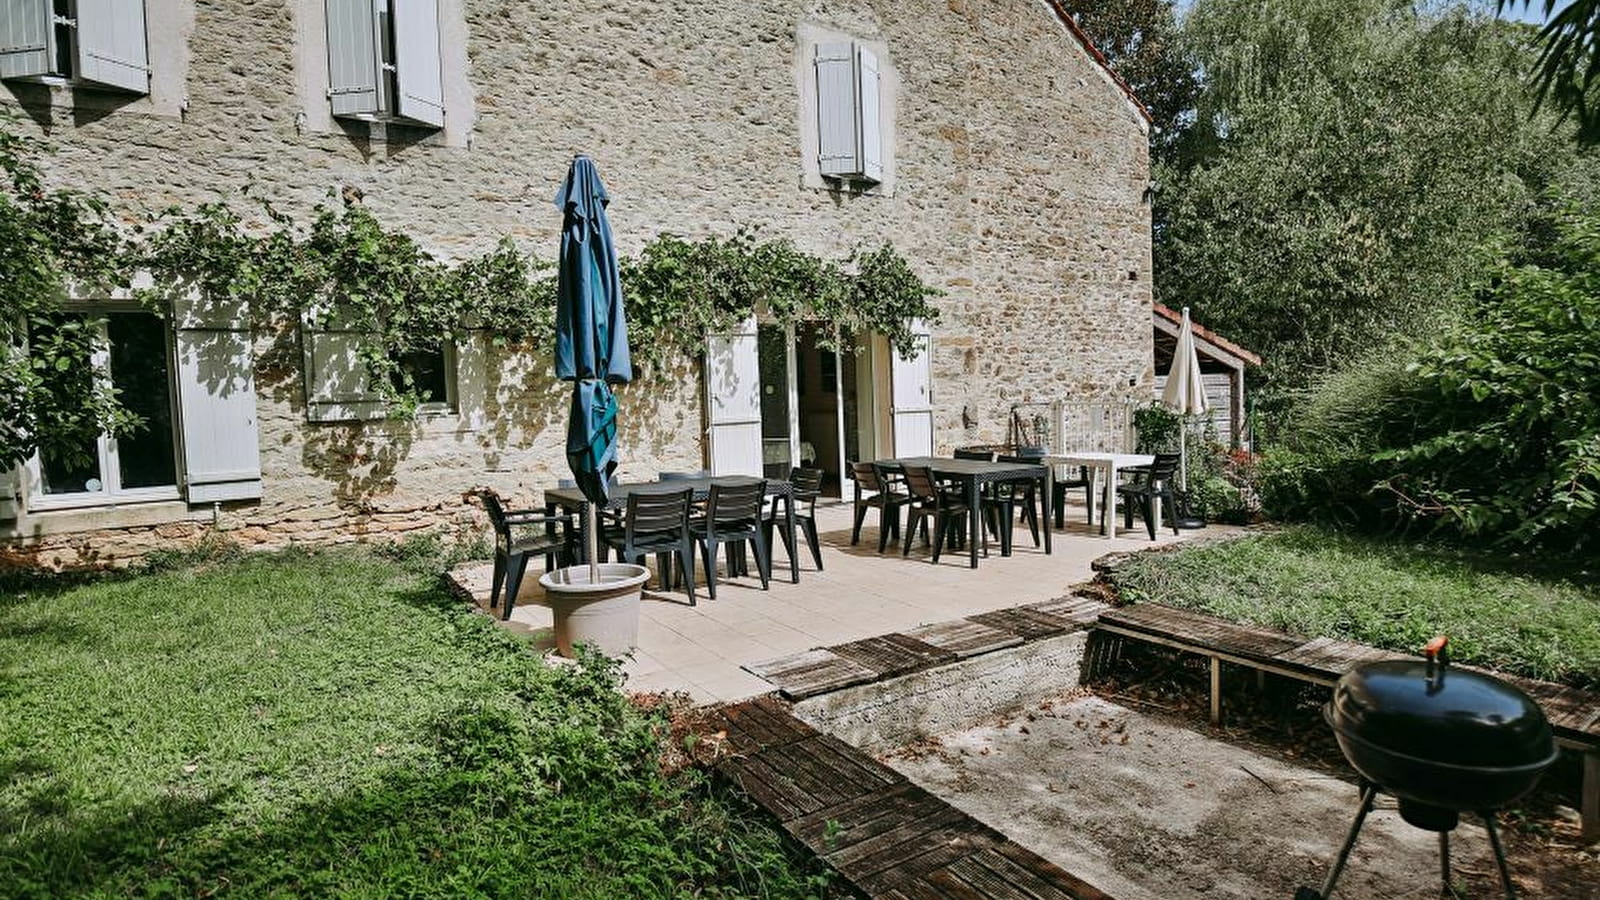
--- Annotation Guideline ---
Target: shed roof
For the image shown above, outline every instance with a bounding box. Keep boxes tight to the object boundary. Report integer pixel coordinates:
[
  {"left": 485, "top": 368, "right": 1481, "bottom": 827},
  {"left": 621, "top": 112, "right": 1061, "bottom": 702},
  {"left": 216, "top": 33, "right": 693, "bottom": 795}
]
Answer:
[{"left": 1153, "top": 303, "right": 1263, "bottom": 370}]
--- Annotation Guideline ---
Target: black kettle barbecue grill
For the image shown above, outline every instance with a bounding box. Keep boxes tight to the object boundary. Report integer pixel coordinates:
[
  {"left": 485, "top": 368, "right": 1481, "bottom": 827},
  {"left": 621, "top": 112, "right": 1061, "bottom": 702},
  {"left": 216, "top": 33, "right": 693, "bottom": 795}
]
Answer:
[{"left": 1296, "top": 636, "right": 1558, "bottom": 900}]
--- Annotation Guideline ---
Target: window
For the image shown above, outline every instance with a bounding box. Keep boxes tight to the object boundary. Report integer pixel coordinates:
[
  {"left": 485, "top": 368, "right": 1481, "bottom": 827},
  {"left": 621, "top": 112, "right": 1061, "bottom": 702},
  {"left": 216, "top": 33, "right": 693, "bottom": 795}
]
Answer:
[
  {"left": 815, "top": 41, "right": 883, "bottom": 185},
  {"left": 27, "top": 310, "right": 179, "bottom": 508},
  {"left": 301, "top": 320, "right": 459, "bottom": 422},
  {"left": 324, "top": 0, "right": 444, "bottom": 128},
  {"left": 0, "top": 0, "right": 150, "bottom": 94},
  {"left": 7, "top": 295, "right": 263, "bottom": 519}
]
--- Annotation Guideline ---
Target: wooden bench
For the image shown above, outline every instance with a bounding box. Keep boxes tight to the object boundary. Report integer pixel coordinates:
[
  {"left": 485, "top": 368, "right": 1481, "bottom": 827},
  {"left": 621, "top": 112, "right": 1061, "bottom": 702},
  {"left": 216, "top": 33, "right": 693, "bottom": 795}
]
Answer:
[{"left": 1095, "top": 604, "right": 1600, "bottom": 842}]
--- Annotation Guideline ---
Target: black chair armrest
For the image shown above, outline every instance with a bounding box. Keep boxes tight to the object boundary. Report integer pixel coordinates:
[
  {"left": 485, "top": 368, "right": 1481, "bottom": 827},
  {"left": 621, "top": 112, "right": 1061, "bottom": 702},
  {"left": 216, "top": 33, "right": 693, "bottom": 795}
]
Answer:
[{"left": 504, "top": 510, "right": 576, "bottom": 527}]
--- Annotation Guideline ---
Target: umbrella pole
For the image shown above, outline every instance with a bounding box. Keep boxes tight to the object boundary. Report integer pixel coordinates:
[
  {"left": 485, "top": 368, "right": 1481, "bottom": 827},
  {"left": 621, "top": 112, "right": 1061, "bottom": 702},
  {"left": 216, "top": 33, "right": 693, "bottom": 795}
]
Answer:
[
  {"left": 586, "top": 503, "right": 600, "bottom": 584},
  {"left": 1179, "top": 419, "right": 1188, "bottom": 492}
]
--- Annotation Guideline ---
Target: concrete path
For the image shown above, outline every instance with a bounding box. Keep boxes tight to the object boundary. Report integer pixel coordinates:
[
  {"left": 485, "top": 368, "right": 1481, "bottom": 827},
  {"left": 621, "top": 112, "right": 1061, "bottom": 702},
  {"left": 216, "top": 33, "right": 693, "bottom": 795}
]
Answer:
[{"left": 452, "top": 498, "right": 1225, "bottom": 703}]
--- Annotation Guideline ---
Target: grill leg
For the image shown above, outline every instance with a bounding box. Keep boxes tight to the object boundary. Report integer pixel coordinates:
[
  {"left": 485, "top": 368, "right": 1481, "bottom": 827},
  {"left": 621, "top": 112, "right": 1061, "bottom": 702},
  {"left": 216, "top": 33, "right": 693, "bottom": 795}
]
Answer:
[
  {"left": 1439, "top": 831, "right": 1458, "bottom": 899},
  {"left": 1303, "top": 783, "right": 1379, "bottom": 900},
  {"left": 1481, "top": 812, "right": 1517, "bottom": 900}
]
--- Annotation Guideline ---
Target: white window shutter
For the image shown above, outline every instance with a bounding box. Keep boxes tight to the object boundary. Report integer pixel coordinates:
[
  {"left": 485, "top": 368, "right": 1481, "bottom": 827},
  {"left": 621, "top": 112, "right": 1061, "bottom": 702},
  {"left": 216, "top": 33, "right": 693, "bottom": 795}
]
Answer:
[
  {"left": 890, "top": 320, "right": 934, "bottom": 458},
  {"left": 815, "top": 42, "right": 859, "bottom": 179},
  {"left": 173, "top": 294, "right": 263, "bottom": 503},
  {"left": 704, "top": 318, "right": 763, "bottom": 476},
  {"left": 73, "top": 0, "right": 149, "bottom": 94},
  {"left": 855, "top": 45, "right": 884, "bottom": 183},
  {"left": 325, "top": 0, "right": 379, "bottom": 118},
  {"left": 454, "top": 331, "right": 487, "bottom": 429},
  {"left": 0, "top": 0, "right": 51, "bottom": 80},
  {"left": 302, "top": 317, "right": 386, "bottom": 422},
  {"left": 392, "top": 0, "right": 444, "bottom": 128}
]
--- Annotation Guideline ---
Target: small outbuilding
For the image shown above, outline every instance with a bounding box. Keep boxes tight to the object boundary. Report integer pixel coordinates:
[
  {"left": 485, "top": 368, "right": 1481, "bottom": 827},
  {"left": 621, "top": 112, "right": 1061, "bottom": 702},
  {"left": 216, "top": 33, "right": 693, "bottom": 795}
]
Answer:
[{"left": 1152, "top": 304, "right": 1261, "bottom": 448}]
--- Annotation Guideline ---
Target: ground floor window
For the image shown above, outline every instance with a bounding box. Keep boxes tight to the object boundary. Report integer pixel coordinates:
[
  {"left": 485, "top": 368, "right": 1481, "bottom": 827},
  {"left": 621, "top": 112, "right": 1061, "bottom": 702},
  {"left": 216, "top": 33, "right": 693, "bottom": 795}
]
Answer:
[{"left": 30, "top": 310, "right": 180, "bottom": 507}]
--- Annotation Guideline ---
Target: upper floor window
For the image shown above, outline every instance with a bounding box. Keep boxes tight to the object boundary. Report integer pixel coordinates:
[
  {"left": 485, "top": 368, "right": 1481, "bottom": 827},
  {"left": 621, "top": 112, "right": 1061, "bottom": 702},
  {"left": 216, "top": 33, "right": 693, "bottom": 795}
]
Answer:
[
  {"left": 325, "top": 0, "right": 444, "bottom": 129},
  {"left": 0, "top": 0, "right": 150, "bottom": 95},
  {"left": 815, "top": 41, "right": 883, "bottom": 186}
]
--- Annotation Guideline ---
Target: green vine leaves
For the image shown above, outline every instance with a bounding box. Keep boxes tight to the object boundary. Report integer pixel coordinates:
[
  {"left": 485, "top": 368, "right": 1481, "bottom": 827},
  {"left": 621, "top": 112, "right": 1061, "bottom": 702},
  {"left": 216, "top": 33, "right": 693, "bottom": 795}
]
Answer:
[{"left": 3, "top": 115, "right": 942, "bottom": 470}]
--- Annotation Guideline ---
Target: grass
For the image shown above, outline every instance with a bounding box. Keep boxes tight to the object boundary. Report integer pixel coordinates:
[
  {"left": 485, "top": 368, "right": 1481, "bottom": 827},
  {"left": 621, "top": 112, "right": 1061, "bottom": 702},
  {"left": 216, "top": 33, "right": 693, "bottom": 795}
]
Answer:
[
  {"left": 1108, "top": 526, "right": 1600, "bottom": 688},
  {"left": 0, "top": 544, "right": 830, "bottom": 899}
]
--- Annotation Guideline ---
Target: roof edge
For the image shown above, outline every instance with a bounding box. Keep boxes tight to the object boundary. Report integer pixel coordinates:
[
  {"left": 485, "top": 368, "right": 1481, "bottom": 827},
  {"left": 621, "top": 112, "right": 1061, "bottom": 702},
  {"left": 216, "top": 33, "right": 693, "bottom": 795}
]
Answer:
[
  {"left": 1153, "top": 303, "right": 1263, "bottom": 367},
  {"left": 1040, "top": 0, "right": 1152, "bottom": 124}
]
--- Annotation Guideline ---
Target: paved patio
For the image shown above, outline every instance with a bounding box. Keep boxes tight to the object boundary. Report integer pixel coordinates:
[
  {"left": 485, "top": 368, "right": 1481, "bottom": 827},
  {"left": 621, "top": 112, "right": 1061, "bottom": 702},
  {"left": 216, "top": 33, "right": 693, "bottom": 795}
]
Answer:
[{"left": 451, "top": 497, "right": 1226, "bottom": 704}]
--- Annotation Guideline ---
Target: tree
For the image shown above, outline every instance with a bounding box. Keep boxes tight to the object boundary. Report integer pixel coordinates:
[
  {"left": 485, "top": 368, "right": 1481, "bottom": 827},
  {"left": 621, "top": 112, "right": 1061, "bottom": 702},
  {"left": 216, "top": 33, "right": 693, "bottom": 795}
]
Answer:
[
  {"left": 1062, "top": 0, "right": 1200, "bottom": 162},
  {"left": 1156, "top": 0, "right": 1590, "bottom": 430},
  {"left": 1501, "top": 0, "right": 1600, "bottom": 144}
]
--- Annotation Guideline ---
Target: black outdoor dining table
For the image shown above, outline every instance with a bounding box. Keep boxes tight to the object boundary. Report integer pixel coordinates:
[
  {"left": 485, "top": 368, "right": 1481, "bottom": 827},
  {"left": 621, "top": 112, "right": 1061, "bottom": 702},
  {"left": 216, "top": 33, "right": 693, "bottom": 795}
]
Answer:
[
  {"left": 874, "top": 457, "right": 1053, "bottom": 569},
  {"left": 544, "top": 476, "right": 800, "bottom": 584}
]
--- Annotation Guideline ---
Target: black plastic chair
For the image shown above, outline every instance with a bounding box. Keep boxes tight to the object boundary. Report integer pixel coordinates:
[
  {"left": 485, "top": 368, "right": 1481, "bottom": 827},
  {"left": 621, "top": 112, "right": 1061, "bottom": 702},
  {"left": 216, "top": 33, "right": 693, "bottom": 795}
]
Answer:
[
  {"left": 660, "top": 470, "right": 708, "bottom": 481},
  {"left": 899, "top": 465, "right": 976, "bottom": 562},
  {"left": 476, "top": 489, "right": 575, "bottom": 621},
  {"left": 1053, "top": 463, "right": 1096, "bottom": 528},
  {"left": 953, "top": 448, "right": 996, "bottom": 462},
  {"left": 850, "top": 462, "right": 909, "bottom": 553},
  {"left": 693, "top": 480, "right": 770, "bottom": 600},
  {"left": 995, "top": 454, "right": 1048, "bottom": 549},
  {"left": 1117, "top": 452, "right": 1182, "bottom": 540},
  {"left": 599, "top": 488, "right": 698, "bottom": 604},
  {"left": 764, "top": 467, "right": 824, "bottom": 571}
]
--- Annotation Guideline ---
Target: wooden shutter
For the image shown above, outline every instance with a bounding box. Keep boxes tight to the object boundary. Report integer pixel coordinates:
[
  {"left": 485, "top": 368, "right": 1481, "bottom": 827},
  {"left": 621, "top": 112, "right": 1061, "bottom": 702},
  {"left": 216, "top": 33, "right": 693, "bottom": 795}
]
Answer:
[
  {"left": 325, "top": 0, "right": 379, "bottom": 118},
  {"left": 856, "top": 45, "right": 883, "bottom": 183},
  {"left": 890, "top": 320, "right": 933, "bottom": 458},
  {"left": 815, "top": 42, "right": 858, "bottom": 178},
  {"left": 705, "top": 317, "right": 763, "bottom": 476},
  {"left": 392, "top": 0, "right": 443, "bottom": 128},
  {"left": 454, "top": 331, "right": 487, "bottom": 430},
  {"left": 0, "top": 0, "right": 50, "bottom": 80},
  {"left": 74, "top": 0, "right": 149, "bottom": 93},
  {"left": 173, "top": 293, "right": 262, "bottom": 503},
  {"left": 302, "top": 316, "right": 386, "bottom": 422}
]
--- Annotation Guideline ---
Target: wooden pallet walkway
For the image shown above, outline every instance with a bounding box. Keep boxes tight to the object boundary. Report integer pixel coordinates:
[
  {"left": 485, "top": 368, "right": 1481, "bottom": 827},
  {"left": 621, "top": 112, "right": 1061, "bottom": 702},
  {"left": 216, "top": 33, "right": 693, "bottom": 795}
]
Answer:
[
  {"left": 742, "top": 596, "right": 1112, "bottom": 701},
  {"left": 699, "top": 696, "right": 1113, "bottom": 900},
  {"left": 1094, "top": 602, "right": 1600, "bottom": 842}
]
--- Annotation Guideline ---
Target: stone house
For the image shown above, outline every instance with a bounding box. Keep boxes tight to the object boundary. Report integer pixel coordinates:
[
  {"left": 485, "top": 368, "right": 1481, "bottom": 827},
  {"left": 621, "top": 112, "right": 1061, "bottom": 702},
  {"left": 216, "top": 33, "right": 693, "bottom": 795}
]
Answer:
[{"left": 0, "top": 0, "right": 1153, "bottom": 568}]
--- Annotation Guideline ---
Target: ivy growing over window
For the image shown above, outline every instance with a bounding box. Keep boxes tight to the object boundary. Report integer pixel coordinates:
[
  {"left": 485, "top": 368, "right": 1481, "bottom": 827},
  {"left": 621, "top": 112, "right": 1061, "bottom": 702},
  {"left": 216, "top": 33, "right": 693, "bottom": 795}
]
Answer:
[{"left": 1, "top": 116, "right": 942, "bottom": 469}]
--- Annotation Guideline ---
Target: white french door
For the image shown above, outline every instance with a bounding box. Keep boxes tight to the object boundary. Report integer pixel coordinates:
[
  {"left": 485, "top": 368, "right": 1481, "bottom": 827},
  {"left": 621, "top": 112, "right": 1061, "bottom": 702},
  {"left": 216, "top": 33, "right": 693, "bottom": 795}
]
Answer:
[
  {"left": 890, "top": 319, "right": 933, "bottom": 457},
  {"left": 704, "top": 317, "right": 763, "bottom": 476}
]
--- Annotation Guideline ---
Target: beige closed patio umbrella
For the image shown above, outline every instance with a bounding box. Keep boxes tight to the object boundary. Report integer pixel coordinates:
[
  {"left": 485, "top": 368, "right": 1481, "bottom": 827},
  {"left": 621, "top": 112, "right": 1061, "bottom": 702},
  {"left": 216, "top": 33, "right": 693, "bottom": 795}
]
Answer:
[{"left": 1162, "top": 306, "right": 1208, "bottom": 495}]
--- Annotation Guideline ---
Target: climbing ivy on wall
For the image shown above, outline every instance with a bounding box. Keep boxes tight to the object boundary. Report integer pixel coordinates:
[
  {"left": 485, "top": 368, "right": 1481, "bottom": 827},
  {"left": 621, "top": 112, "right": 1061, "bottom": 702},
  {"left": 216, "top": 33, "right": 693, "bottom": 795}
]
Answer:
[{"left": 0, "top": 116, "right": 941, "bottom": 469}]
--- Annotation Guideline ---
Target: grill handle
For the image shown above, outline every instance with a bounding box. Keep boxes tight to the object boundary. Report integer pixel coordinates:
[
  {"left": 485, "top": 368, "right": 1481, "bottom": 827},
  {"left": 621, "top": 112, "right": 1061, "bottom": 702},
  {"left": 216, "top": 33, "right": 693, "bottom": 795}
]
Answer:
[{"left": 1423, "top": 635, "right": 1450, "bottom": 694}]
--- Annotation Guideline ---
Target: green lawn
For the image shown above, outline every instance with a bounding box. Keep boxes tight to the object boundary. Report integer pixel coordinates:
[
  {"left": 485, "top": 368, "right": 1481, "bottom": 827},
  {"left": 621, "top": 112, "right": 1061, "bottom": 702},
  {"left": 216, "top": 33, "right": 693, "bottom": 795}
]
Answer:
[
  {"left": 1107, "top": 527, "right": 1600, "bottom": 688},
  {"left": 0, "top": 546, "right": 827, "bottom": 899}
]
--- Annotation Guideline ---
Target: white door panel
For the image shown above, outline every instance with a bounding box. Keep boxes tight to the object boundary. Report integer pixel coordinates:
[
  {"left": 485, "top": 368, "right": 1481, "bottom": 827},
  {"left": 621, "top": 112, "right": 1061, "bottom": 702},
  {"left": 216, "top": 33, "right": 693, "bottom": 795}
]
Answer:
[
  {"left": 890, "top": 320, "right": 933, "bottom": 458},
  {"left": 705, "top": 318, "right": 762, "bottom": 476}
]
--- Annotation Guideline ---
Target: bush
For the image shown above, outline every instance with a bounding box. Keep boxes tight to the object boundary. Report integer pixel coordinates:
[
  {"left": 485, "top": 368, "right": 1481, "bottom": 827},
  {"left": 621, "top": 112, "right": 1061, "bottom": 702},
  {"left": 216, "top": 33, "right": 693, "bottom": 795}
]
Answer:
[{"left": 1260, "top": 213, "right": 1600, "bottom": 552}]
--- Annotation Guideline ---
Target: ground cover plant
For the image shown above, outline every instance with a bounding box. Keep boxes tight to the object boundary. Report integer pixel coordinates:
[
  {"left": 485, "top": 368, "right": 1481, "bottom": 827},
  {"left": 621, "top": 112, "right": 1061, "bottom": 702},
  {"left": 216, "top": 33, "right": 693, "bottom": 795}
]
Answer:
[
  {"left": 0, "top": 546, "right": 830, "bottom": 899},
  {"left": 1107, "top": 527, "right": 1600, "bottom": 688}
]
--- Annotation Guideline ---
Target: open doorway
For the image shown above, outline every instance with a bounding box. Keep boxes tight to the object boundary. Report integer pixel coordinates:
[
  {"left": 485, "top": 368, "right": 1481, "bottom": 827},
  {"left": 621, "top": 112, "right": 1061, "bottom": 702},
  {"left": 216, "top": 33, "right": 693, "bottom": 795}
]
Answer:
[{"left": 793, "top": 325, "right": 841, "bottom": 495}]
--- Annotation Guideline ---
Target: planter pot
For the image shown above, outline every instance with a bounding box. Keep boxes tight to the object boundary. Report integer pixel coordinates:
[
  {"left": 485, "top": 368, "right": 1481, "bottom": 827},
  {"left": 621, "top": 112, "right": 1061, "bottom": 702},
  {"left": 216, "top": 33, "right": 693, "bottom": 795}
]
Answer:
[{"left": 539, "top": 563, "right": 650, "bottom": 659}]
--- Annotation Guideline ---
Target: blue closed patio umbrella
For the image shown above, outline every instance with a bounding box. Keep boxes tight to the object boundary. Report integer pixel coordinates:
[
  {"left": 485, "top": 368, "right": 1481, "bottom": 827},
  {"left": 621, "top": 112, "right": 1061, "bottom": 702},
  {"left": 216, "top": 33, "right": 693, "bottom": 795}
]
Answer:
[{"left": 554, "top": 155, "right": 631, "bottom": 580}]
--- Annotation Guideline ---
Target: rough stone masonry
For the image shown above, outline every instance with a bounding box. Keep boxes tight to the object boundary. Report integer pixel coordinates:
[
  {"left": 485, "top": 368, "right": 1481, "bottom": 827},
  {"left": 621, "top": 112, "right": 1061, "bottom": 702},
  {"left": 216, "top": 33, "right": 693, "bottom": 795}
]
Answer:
[{"left": 0, "top": 0, "right": 1152, "bottom": 568}]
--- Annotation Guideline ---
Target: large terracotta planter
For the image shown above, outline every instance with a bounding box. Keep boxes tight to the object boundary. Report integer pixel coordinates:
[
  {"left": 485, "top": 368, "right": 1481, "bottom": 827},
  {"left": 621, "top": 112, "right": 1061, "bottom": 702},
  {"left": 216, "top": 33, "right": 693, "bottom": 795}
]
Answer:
[{"left": 538, "top": 563, "right": 650, "bottom": 658}]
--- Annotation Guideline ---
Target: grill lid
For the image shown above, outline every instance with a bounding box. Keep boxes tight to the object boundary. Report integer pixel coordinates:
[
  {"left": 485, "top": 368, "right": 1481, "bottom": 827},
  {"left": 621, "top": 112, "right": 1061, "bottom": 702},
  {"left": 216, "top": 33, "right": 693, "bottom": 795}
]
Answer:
[{"left": 1328, "top": 637, "right": 1554, "bottom": 770}]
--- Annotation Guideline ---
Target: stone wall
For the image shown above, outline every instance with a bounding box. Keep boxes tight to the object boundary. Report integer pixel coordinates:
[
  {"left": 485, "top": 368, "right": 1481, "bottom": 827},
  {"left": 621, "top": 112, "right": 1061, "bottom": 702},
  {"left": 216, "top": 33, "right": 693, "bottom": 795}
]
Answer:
[{"left": 0, "top": 0, "right": 1151, "bottom": 567}]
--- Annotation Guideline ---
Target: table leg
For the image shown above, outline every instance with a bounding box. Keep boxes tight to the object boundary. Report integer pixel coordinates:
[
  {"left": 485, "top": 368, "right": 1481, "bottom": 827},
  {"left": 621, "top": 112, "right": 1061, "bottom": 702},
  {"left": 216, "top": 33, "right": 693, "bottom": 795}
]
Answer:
[
  {"left": 784, "top": 492, "right": 800, "bottom": 584},
  {"left": 1104, "top": 463, "right": 1119, "bottom": 540},
  {"left": 967, "top": 476, "right": 980, "bottom": 569},
  {"left": 1041, "top": 468, "right": 1053, "bottom": 555}
]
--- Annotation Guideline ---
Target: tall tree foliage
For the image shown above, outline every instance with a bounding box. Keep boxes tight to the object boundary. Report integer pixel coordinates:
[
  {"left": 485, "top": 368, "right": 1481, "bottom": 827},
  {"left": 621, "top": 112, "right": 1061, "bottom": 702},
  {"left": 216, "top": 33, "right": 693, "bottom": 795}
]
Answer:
[
  {"left": 1502, "top": 0, "right": 1600, "bottom": 144},
  {"left": 1158, "top": 0, "right": 1587, "bottom": 421},
  {"left": 1062, "top": 0, "right": 1200, "bottom": 161}
]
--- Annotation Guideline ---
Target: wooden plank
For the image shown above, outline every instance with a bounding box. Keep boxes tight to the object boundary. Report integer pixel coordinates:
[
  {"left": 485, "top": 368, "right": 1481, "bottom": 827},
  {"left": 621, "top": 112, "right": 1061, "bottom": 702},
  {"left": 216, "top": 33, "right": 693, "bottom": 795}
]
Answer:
[
  {"left": 719, "top": 754, "right": 819, "bottom": 821},
  {"left": 754, "top": 739, "right": 867, "bottom": 813},
  {"left": 968, "top": 607, "right": 1069, "bottom": 641},
  {"left": 824, "top": 804, "right": 971, "bottom": 875},
  {"left": 929, "top": 855, "right": 1039, "bottom": 900},
  {"left": 905, "top": 619, "right": 1025, "bottom": 658},
  {"left": 853, "top": 829, "right": 1004, "bottom": 896},
  {"left": 784, "top": 780, "right": 931, "bottom": 849},
  {"left": 1583, "top": 750, "right": 1599, "bottom": 843},
  {"left": 725, "top": 696, "right": 817, "bottom": 747},
  {"left": 1026, "top": 596, "right": 1111, "bottom": 627},
  {"left": 978, "top": 844, "right": 1119, "bottom": 900},
  {"left": 831, "top": 633, "right": 957, "bottom": 679},
  {"left": 743, "top": 648, "right": 879, "bottom": 699},
  {"left": 1098, "top": 604, "right": 1301, "bottom": 660},
  {"left": 793, "top": 733, "right": 905, "bottom": 792}
]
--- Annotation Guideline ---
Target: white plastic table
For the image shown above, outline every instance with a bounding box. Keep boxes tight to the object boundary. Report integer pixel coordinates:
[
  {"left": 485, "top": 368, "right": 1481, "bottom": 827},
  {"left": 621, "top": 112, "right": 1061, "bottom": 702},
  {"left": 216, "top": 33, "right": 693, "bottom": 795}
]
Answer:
[{"left": 1042, "top": 452, "right": 1156, "bottom": 540}]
